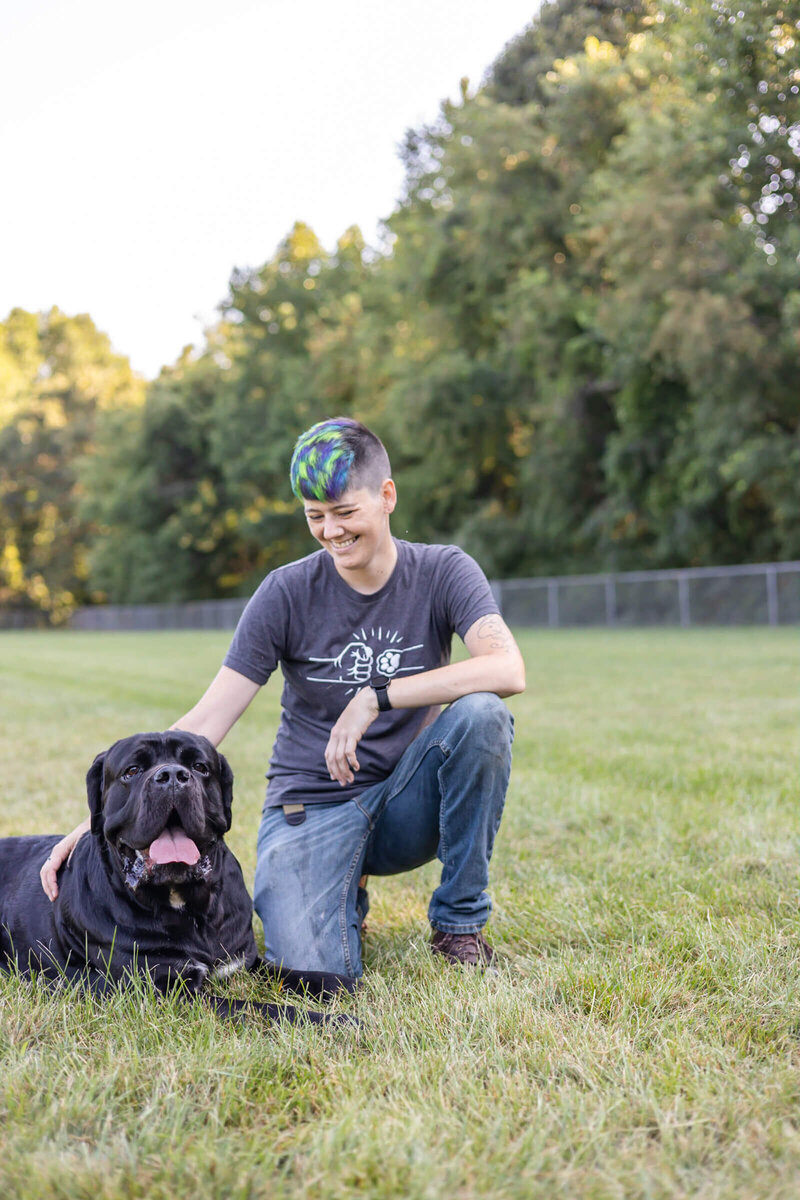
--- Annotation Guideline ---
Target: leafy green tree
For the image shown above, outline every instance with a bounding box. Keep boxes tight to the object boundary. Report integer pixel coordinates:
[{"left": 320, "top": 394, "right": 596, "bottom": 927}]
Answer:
[
  {"left": 381, "top": 29, "right": 642, "bottom": 570},
  {"left": 387, "top": 0, "right": 799, "bottom": 572},
  {"left": 0, "top": 308, "right": 143, "bottom": 618},
  {"left": 82, "top": 223, "right": 394, "bottom": 600},
  {"left": 487, "top": 0, "right": 648, "bottom": 106},
  {"left": 207, "top": 222, "right": 375, "bottom": 588},
  {"left": 80, "top": 351, "right": 247, "bottom": 603},
  {"left": 575, "top": 1, "right": 800, "bottom": 566}
]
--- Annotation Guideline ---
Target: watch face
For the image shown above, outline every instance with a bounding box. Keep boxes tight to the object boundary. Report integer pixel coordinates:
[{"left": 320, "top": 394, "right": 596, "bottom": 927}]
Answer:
[{"left": 371, "top": 675, "right": 392, "bottom": 711}]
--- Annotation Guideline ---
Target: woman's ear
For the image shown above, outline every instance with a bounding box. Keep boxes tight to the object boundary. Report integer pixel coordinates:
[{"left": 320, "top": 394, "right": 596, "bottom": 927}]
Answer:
[{"left": 381, "top": 478, "right": 397, "bottom": 514}]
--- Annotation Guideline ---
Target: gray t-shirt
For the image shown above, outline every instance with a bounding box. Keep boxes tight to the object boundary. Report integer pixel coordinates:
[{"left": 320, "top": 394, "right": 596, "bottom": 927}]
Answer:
[{"left": 223, "top": 538, "right": 499, "bottom": 807}]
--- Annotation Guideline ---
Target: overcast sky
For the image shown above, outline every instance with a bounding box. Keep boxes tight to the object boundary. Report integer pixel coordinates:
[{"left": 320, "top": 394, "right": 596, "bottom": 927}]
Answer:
[{"left": 0, "top": 0, "right": 539, "bottom": 378}]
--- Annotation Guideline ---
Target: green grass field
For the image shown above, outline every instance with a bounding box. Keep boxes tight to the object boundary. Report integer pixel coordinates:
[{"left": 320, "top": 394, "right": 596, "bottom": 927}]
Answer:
[{"left": 0, "top": 628, "right": 798, "bottom": 1199}]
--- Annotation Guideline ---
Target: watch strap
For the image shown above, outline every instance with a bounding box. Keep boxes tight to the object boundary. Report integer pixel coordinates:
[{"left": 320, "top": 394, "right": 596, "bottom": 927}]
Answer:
[{"left": 370, "top": 675, "right": 392, "bottom": 712}]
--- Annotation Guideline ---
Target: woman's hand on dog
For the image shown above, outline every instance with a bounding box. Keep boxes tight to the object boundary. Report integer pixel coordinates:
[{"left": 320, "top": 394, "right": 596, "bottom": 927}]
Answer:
[{"left": 40, "top": 817, "right": 91, "bottom": 900}]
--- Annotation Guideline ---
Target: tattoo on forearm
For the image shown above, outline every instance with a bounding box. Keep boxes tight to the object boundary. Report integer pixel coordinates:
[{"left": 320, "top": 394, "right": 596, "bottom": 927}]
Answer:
[{"left": 475, "top": 615, "right": 514, "bottom": 652}]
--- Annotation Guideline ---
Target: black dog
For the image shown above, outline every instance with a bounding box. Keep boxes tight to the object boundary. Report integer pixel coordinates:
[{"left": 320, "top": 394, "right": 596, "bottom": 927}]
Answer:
[{"left": 0, "top": 731, "right": 354, "bottom": 1026}]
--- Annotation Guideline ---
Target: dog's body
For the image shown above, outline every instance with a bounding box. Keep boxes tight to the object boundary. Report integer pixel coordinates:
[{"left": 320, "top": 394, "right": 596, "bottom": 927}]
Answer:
[
  {"left": 0, "top": 830, "right": 258, "bottom": 994},
  {"left": 0, "top": 732, "right": 349, "bottom": 1024}
]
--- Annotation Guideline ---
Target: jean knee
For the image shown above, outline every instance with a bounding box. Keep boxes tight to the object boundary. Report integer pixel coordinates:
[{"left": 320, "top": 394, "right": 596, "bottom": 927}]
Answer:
[
  {"left": 254, "top": 877, "right": 359, "bottom": 978},
  {"left": 253, "top": 818, "right": 364, "bottom": 978},
  {"left": 447, "top": 692, "right": 513, "bottom": 746}
]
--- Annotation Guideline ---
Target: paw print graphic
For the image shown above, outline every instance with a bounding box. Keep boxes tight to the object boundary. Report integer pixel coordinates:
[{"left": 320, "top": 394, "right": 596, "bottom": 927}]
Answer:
[{"left": 376, "top": 648, "right": 402, "bottom": 676}]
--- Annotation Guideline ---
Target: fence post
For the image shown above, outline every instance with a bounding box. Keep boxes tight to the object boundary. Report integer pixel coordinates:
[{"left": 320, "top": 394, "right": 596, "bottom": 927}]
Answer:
[
  {"left": 604, "top": 576, "right": 617, "bottom": 627},
  {"left": 547, "top": 580, "right": 560, "bottom": 628},
  {"left": 766, "top": 567, "right": 779, "bottom": 626},
  {"left": 678, "top": 575, "right": 691, "bottom": 627}
]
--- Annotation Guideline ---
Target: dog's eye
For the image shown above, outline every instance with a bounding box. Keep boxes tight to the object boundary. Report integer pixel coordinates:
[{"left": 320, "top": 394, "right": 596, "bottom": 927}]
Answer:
[
  {"left": 193, "top": 762, "right": 210, "bottom": 777},
  {"left": 122, "top": 765, "right": 142, "bottom": 780}
]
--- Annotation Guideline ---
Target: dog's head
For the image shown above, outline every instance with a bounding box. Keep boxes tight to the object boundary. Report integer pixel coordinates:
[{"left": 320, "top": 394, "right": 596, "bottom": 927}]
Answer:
[{"left": 86, "top": 731, "right": 234, "bottom": 892}]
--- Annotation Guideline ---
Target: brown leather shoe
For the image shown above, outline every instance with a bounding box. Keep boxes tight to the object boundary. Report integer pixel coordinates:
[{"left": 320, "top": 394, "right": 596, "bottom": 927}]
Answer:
[{"left": 431, "top": 929, "right": 496, "bottom": 967}]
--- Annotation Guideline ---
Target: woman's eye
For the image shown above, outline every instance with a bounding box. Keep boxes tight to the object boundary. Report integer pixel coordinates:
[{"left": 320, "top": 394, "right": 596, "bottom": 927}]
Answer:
[
  {"left": 194, "top": 762, "right": 210, "bottom": 776},
  {"left": 122, "top": 765, "right": 141, "bottom": 780}
]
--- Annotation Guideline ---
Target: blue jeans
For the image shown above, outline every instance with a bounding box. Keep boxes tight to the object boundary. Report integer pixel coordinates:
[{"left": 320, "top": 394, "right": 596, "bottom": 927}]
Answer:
[{"left": 253, "top": 693, "right": 514, "bottom": 977}]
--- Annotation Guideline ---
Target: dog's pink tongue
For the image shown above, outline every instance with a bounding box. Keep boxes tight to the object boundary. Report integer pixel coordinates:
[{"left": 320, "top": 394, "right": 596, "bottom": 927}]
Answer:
[{"left": 148, "top": 828, "right": 200, "bottom": 865}]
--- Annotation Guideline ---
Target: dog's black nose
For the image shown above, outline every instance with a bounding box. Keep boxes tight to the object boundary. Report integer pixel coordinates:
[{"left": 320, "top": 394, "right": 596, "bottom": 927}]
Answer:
[{"left": 153, "top": 765, "right": 191, "bottom": 787}]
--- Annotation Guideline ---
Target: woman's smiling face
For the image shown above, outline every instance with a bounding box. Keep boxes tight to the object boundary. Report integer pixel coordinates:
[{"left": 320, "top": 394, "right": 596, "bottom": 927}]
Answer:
[{"left": 303, "top": 479, "right": 396, "bottom": 577}]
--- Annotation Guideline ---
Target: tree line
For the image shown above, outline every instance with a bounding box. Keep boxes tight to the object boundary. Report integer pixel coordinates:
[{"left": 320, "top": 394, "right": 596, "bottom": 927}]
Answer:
[{"left": 1, "top": 0, "right": 798, "bottom": 620}]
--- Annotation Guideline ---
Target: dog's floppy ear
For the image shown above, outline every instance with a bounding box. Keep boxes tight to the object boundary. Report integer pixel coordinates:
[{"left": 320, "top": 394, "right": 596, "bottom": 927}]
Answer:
[
  {"left": 217, "top": 750, "right": 234, "bottom": 831},
  {"left": 86, "top": 752, "right": 106, "bottom": 836}
]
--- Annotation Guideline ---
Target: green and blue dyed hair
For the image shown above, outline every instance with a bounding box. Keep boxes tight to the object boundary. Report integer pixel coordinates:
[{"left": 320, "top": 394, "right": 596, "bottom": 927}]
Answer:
[{"left": 289, "top": 417, "right": 391, "bottom": 501}]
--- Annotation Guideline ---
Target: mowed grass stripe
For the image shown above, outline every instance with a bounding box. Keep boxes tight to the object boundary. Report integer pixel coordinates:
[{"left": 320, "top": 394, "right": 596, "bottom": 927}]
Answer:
[{"left": 0, "top": 628, "right": 798, "bottom": 1199}]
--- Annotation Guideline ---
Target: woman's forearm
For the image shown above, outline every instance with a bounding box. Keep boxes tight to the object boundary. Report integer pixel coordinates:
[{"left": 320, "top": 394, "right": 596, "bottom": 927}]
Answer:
[
  {"left": 385, "top": 651, "right": 525, "bottom": 709},
  {"left": 170, "top": 666, "right": 261, "bottom": 747}
]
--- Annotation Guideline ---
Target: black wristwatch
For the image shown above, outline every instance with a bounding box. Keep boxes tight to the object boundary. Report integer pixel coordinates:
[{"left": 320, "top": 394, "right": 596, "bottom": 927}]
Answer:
[{"left": 369, "top": 674, "right": 392, "bottom": 712}]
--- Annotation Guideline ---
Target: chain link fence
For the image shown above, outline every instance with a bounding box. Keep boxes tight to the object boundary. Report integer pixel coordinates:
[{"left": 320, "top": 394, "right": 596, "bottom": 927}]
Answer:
[
  {"left": 0, "top": 608, "right": 48, "bottom": 630},
  {"left": 497, "top": 561, "right": 800, "bottom": 628},
  {"left": 4, "top": 561, "right": 797, "bottom": 632},
  {"left": 69, "top": 598, "right": 249, "bottom": 632}
]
